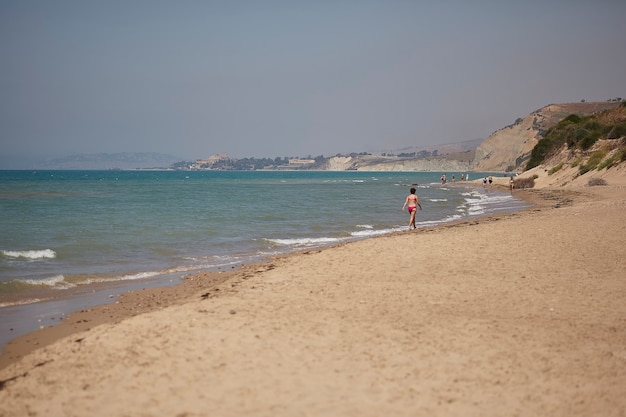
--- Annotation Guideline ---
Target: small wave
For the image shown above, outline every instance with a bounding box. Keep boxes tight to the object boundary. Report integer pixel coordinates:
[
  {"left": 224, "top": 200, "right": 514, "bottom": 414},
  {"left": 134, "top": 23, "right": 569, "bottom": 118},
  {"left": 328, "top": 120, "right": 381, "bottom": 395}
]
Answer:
[
  {"left": 468, "top": 207, "right": 486, "bottom": 215},
  {"left": 350, "top": 228, "right": 399, "bottom": 237},
  {"left": 0, "top": 298, "right": 48, "bottom": 308},
  {"left": 29, "top": 274, "right": 68, "bottom": 286},
  {"left": 484, "top": 194, "right": 515, "bottom": 203},
  {"left": 72, "top": 271, "right": 161, "bottom": 286},
  {"left": 117, "top": 271, "right": 160, "bottom": 281},
  {"left": 5, "top": 271, "right": 162, "bottom": 291},
  {"left": 356, "top": 224, "right": 374, "bottom": 229},
  {"left": 266, "top": 237, "right": 343, "bottom": 246},
  {"left": 4, "top": 275, "right": 75, "bottom": 290},
  {"left": 415, "top": 214, "right": 463, "bottom": 228},
  {"left": 428, "top": 198, "right": 448, "bottom": 202},
  {"left": 1, "top": 249, "right": 56, "bottom": 260},
  {"left": 173, "top": 253, "right": 254, "bottom": 275}
]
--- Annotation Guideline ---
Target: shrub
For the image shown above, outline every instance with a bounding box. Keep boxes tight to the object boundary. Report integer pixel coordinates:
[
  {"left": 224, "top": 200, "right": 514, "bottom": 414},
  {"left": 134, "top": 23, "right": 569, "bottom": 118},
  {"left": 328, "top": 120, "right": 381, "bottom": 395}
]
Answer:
[
  {"left": 525, "top": 108, "right": 625, "bottom": 170},
  {"left": 588, "top": 178, "right": 608, "bottom": 186},
  {"left": 607, "top": 122, "right": 626, "bottom": 139},
  {"left": 596, "top": 146, "right": 626, "bottom": 169},
  {"left": 597, "top": 154, "right": 616, "bottom": 170},
  {"left": 526, "top": 137, "right": 555, "bottom": 170},
  {"left": 583, "top": 120, "right": 601, "bottom": 130},
  {"left": 549, "top": 162, "right": 564, "bottom": 175},
  {"left": 579, "top": 150, "right": 607, "bottom": 175},
  {"left": 578, "top": 133, "right": 601, "bottom": 150},
  {"left": 514, "top": 177, "right": 535, "bottom": 189},
  {"left": 599, "top": 147, "right": 626, "bottom": 166},
  {"left": 563, "top": 114, "right": 582, "bottom": 124},
  {"left": 575, "top": 121, "right": 603, "bottom": 150}
]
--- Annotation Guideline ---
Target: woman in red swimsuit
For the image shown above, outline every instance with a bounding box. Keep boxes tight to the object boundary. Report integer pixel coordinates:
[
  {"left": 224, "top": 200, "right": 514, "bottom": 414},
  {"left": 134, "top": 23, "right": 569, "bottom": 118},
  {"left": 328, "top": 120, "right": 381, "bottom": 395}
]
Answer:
[{"left": 402, "top": 187, "right": 422, "bottom": 230}]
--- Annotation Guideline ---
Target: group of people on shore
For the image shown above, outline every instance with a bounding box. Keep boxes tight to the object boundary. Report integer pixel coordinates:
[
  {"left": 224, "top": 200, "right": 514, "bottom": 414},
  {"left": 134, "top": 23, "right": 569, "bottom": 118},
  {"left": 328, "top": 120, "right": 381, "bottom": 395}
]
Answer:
[
  {"left": 403, "top": 173, "right": 515, "bottom": 231},
  {"left": 440, "top": 173, "right": 470, "bottom": 184}
]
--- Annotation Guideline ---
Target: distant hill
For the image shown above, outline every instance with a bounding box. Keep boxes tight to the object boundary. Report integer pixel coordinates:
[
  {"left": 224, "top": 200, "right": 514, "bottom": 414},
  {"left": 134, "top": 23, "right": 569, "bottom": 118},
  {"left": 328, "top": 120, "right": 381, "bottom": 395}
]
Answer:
[{"left": 34, "top": 152, "right": 182, "bottom": 170}]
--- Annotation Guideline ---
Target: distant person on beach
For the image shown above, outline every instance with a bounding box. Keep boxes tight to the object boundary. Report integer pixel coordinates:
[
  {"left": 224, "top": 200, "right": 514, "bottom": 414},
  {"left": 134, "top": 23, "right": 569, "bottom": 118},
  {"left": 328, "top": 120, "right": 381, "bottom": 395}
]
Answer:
[
  {"left": 402, "top": 187, "right": 422, "bottom": 230},
  {"left": 483, "top": 177, "right": 488, "bottom": 187},
  {"left": 441, "top": 174, "right": 447, "bottom": 185},
  {"left": 461, "top": 174, "right": 465, "bottom": 181},
  {"left": 509, "top": 176, "right": 515, "bottom": 191},
  {"left": 489, "top": 176, "right": 493, "bottom": 187}
]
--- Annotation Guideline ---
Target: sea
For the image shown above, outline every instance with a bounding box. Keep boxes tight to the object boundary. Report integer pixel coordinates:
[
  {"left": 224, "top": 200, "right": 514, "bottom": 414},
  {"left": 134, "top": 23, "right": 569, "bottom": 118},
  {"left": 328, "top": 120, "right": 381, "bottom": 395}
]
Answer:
[{"left": 0, "top": 170, "right": 529, "bottom": 348}]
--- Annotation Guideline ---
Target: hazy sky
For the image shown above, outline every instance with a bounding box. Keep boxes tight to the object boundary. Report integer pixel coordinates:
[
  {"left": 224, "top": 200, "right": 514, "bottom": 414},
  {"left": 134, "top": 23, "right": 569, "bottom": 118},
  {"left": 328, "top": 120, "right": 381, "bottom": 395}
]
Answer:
[{"left": 1, "top": 1, "right": 625, "bottom": 167}]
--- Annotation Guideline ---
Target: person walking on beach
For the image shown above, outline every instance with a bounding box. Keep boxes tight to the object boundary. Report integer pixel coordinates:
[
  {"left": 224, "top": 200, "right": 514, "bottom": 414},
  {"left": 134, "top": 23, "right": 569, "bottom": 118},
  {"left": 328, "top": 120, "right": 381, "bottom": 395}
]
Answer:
[{"left": 402, "top": 187, "right": 422, "bottom": 230}]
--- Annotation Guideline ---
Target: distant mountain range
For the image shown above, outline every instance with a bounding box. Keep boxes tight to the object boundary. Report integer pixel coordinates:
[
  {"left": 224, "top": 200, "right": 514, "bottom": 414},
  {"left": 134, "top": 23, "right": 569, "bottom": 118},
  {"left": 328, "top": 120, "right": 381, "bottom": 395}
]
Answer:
[{"left": 33, "top": 152, "right": 182, "bottom": 170}]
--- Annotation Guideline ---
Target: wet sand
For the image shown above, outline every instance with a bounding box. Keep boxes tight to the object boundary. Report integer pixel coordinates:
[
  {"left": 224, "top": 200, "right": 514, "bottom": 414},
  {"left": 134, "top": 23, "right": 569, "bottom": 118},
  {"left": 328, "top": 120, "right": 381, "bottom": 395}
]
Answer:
[{"left": 1, "top": 178, "right": 625, "bottom": 416}]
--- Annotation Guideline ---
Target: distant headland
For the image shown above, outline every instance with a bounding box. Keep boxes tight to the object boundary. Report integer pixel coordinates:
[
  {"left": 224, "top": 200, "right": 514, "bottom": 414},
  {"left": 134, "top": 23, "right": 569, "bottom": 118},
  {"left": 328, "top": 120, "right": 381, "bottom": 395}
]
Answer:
[{"left": 30, "top": 100, "right": 625, "bottom": 176}]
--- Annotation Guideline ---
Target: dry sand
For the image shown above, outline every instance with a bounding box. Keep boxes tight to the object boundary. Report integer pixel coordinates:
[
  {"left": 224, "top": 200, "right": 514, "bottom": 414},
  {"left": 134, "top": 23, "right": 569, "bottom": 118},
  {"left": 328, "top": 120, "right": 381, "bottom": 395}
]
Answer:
[{"left": 1, "top": 178, "right": 625, "bottom": 416}]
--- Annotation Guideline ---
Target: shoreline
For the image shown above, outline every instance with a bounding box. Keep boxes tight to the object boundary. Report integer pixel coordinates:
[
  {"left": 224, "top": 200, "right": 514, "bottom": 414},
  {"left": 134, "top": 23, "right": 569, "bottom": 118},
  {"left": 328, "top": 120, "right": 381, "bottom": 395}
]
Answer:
[
  {"left": 0, "top": 184, "right": 537, "bottom": 371},
  {"left": 0, "top": 180, "right": 525, "bottom": 365},
  {"left": 1, "top": 183, "right": 625, "bottom": 415}
]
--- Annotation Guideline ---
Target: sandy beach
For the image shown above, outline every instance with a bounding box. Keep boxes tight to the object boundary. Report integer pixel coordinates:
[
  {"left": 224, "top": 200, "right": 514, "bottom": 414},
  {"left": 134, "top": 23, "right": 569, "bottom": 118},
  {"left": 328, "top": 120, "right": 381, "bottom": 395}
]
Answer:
[{"left": 1, "top": 174, "right": 626, "bottom": 416}]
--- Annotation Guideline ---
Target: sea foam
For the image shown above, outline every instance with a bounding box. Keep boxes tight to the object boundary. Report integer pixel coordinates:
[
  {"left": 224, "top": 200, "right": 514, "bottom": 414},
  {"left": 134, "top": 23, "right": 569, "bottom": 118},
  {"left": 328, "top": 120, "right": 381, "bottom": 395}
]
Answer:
[
  {"left": 1, "top": 249, "right": 56, "bottom": 260},
  {"left": 266, "top": 237, "right": 343, "bottom": 246}
]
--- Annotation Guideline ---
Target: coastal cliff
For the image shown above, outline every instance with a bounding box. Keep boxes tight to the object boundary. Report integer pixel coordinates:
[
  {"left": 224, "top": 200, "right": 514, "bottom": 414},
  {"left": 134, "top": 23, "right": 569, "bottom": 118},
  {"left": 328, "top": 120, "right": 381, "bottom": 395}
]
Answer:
[
  {"left": 473, "top": 101, "right": 621, "bottom": 172},
  {"left": 323, "top": 155, "right": 473, "bottom": 172},
  {"left": 324, "top": 101, "right": 623, "bottom": 173}
]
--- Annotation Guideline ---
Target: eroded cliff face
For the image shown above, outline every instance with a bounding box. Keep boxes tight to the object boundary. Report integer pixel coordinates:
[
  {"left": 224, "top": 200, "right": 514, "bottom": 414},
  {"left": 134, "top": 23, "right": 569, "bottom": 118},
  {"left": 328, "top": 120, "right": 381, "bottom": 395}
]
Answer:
[
  {"left": 473, "top": 115, "right": 538, "bottom": 172},
  {"left": 352, "top": 159, "right": 472, "bottom": 172},
  {"left": 473, "top": 101, "right": 621, "bottom": 172},
  {"left": 322, "top": 155, "right": 473, "bottom": 172}
]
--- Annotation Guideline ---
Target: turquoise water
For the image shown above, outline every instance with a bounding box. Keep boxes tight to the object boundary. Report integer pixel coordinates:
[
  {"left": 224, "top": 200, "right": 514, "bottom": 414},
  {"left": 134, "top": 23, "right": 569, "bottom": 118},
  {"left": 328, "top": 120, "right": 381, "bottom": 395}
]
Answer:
[{"left": 0, "top": 170, "right": 527, "bottom": 307}]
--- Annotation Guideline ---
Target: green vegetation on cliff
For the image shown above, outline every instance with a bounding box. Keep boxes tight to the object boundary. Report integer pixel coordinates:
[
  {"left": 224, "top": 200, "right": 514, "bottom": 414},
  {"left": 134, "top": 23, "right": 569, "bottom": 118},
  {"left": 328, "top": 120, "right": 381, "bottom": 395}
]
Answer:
[{"left": 526, "top": 102, "right": 626, "bottom": 170}]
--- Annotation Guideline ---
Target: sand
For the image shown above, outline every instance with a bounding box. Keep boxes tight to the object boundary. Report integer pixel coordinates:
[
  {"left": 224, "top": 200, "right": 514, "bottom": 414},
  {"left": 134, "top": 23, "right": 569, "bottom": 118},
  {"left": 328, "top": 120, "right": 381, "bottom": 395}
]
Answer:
[{"left": 1, "top": 178, "right": 626, "bottom": 416}]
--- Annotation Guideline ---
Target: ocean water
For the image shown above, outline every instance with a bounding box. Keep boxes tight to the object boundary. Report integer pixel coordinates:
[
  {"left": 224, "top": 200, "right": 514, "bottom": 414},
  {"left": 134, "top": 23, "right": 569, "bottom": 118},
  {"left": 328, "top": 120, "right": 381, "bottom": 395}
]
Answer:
[{"left": 0, "top": 170, "right": 527, "bottom": 310}]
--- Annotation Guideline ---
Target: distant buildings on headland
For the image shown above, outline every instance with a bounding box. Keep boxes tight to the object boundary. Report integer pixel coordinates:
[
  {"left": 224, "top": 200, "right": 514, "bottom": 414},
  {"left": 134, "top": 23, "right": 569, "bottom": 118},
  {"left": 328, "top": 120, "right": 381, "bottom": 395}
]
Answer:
[
  {"left": 173, "top": 150, "right": 474, "bottom": 172},
  {"left": 178, "top": 153, "right": 320, "bottom": 171},
  {"left": 191, "top": 153, "right": 230, "bottom": 169}
]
